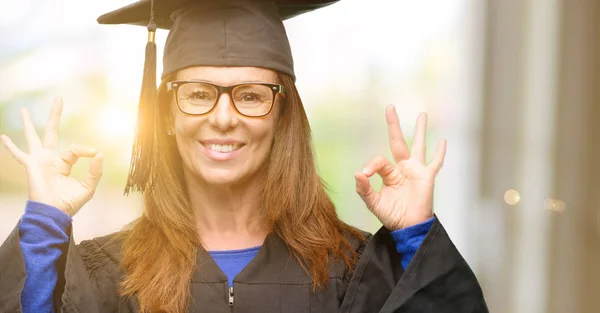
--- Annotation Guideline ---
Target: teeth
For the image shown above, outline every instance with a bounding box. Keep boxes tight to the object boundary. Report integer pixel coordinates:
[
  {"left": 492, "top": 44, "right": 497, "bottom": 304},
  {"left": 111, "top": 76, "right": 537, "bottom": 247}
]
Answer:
[{"left": 208, "top": 144, "right": 238, "bottom": 153}]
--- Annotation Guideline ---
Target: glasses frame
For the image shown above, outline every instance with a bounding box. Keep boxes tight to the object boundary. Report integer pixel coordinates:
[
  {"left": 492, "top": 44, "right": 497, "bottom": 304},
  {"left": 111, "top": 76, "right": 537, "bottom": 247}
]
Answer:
[{"left": 166, "top": 80, "right": 286, "bottom": 117}]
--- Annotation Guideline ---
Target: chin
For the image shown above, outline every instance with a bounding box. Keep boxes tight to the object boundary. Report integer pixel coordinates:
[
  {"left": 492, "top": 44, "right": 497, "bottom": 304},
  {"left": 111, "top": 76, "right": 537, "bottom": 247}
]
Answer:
[{"left": 198, "top": 167, "right": 247, "bottom": 186}]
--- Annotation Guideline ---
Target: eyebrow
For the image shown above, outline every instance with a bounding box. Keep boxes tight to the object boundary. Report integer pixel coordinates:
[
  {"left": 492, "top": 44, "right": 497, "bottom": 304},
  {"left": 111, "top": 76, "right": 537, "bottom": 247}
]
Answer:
[{"left": 175, "top": 79, "right": 278, "bottom": 85}]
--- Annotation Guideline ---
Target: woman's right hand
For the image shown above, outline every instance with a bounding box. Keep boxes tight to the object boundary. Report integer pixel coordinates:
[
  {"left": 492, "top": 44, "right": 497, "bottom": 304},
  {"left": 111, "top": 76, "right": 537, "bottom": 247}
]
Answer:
[{"left": 0, "top": 97, "right": 103, "bottom": 217}]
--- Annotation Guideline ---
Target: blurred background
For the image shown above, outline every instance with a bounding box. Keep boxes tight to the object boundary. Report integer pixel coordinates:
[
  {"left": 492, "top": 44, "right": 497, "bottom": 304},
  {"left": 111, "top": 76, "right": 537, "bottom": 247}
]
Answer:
[{"left": 0, "top": 0, "right": 598, "bottom": 312}]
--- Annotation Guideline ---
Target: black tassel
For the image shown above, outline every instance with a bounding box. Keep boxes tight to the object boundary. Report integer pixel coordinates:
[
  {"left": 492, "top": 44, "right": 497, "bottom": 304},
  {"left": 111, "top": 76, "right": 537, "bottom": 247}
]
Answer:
[{"left": 124, "top": 13, "right": 158, "bottom": 195}]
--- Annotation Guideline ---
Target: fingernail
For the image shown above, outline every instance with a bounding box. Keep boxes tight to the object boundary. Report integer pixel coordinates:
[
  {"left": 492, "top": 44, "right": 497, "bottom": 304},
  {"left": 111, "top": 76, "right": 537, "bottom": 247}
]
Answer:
[{"left": 361, "top": 168, "right": 369, "bottom": 175}]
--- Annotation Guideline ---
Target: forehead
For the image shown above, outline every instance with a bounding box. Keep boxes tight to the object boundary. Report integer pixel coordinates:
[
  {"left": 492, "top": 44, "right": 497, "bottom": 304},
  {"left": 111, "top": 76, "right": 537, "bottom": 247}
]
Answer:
[{"left": 175, "top": 66, "right": 279, "bottom": 85}]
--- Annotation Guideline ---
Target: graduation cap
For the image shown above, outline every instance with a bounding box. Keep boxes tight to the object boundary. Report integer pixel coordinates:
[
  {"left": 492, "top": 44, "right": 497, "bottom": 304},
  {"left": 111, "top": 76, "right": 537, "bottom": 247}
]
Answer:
[
  {"left": 97, "top": 0, "right": 339, "bottom": 194},
  {"left": 97, "top": 0, "right": 339, "bottom": 80}
]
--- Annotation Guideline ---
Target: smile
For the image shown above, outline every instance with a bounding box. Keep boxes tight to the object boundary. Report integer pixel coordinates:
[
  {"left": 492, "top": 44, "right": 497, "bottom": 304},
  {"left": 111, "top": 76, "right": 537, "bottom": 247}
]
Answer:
[
  {"left": 207, "top": 144, "right": 242, "bottom": 153},
  {"left": 200, "top": 142, "right": 245, "bottom": 161}
]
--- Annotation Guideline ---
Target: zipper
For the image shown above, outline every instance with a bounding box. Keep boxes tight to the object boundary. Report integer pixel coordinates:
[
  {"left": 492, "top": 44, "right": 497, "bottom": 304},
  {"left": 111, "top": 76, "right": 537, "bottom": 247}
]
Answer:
[{"left": 228, "top": 286, "right": 234, "bottom": 307}]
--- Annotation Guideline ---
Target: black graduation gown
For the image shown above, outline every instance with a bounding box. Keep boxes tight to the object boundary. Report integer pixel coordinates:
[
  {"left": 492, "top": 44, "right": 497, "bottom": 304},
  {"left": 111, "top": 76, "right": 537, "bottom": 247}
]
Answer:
[{"left": 0, "top": 216, "right": 488, "bottom": 313}]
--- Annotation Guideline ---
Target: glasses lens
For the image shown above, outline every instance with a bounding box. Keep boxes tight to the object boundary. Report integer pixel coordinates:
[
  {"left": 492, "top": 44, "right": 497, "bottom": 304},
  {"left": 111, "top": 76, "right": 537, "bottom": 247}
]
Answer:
[
  {"left": 177, "top": 82, "right": 218, "bottom": 114},
  {"left": 232, "top": 84, "right": 274, "bottom": 116}
]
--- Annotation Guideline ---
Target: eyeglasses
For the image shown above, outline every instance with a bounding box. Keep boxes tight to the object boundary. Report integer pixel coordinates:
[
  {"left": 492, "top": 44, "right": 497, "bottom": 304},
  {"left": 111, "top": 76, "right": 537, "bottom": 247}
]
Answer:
[{"left": 166, "top": 80, "right": 286, "bottom": 117}]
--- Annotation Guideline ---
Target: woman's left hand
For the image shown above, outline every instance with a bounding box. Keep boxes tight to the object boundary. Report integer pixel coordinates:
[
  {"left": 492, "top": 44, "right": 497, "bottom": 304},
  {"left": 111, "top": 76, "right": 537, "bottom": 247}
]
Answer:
[{"left": 355, "top": 105, "right": 447, "bottom": 231}]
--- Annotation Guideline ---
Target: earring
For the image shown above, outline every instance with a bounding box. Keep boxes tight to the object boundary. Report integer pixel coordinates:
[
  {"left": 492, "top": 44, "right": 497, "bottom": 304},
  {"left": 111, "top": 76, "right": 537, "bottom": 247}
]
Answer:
[{"left": 167, "top": 129, "right": 174, "bottom": 136}]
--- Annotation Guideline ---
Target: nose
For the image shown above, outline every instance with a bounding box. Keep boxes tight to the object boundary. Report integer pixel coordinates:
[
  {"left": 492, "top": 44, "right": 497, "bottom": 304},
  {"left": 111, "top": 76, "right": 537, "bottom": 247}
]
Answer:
[{"left": 208, "top": 93, "right": 238, "bottom": 130}]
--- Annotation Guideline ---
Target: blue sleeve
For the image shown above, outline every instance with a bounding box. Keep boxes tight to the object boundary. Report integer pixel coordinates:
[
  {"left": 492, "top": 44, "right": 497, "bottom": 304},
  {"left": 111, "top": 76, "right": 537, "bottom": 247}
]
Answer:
[
  {"left": 390, "top": 217, "right": 435, "bottom": 270},
  {"left": 19, "top": 200, "right": 72, "bottom": 313}
]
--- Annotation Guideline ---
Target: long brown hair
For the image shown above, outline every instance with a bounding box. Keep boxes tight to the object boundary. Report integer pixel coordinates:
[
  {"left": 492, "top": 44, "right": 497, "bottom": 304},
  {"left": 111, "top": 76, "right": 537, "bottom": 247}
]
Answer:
[{"left": 116, "top": 71, "right": 366, "bottom": 313}]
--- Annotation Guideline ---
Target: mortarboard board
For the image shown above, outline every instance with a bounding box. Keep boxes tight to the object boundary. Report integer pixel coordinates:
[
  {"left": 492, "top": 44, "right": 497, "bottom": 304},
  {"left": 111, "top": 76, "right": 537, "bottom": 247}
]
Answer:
[
  {"left": 96, "top": 0, "right": 339, "bottom": 194},
  {"left": 98, "top": 0, "right": 340, "bottom": 29}
]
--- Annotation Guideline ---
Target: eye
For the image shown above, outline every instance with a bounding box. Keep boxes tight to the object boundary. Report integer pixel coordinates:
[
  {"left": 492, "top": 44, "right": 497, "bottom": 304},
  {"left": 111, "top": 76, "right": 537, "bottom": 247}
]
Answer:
[
  {"left": 186, "top": 90, "right": 211, "bottom": 101},
  {"left": 239, "top": 92, "right": 265, "bottom": 102}
]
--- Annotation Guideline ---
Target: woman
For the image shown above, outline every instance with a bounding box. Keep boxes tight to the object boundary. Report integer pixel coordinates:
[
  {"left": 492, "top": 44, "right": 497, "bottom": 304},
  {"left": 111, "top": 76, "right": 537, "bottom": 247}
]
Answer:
[{"left": 0, "top": 0, "right": 487, "bottom": 312}]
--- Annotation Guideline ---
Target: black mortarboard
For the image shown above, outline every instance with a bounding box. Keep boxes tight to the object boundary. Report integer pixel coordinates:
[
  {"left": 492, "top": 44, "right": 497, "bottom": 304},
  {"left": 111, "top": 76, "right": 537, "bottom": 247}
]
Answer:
[
  {"left": 98, "top": 0, "right": 339, "bottom": 80},
  {"left": 97, "top": 0, "right": 338, "bottom": 194}
]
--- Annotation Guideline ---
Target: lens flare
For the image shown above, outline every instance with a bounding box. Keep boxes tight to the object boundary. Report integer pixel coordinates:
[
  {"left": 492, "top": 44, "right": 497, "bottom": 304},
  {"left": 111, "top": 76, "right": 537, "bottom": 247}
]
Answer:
[{"left": 96, "top": 106, "right": 136, "bottom": 141}]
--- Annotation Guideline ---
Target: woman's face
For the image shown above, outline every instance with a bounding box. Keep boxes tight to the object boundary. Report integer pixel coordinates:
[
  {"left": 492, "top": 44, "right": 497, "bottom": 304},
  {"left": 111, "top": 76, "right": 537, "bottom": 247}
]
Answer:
[{"left": 169, "top": 66, "right": 281, "bottom": 187}]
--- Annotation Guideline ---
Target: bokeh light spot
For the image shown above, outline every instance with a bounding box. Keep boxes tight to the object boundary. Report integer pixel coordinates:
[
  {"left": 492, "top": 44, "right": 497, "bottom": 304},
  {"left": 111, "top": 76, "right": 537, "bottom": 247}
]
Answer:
[
  {"left": 504, "top": 189, "right": 521, "bottom": 205},
  {"left": 544, "top": 198, "right": 565, "bottom": 213}
]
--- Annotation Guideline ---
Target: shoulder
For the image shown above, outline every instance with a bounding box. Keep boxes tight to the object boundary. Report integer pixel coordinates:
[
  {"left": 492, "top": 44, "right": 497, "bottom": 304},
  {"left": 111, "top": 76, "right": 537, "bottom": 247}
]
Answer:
[
  {"left": 335, "top": 226, "right": 372, "bottom": 275},
  {"left": 344, "top": 226, "right": 372, "bottom": 253},
  {"left": 59, "top": 232, "right": 131, "bottom": 310},
  {"left": 75, "top": 231, "right": 125, "bottom": 278}
]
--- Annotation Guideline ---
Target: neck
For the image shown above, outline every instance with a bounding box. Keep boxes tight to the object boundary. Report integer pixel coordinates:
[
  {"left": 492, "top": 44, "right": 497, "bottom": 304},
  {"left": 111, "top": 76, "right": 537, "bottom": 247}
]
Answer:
[{"left": 184, "top": 170, "right": 268, "bottom": 250}]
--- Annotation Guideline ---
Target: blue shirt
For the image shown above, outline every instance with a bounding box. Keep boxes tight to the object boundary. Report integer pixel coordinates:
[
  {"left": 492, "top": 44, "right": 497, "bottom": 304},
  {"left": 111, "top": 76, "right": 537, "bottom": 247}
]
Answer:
[
  {"left": 18, "top": 200, "right": 433, "bottom": 313},
  {"left": 208, "top": 246, "right": 261, "bottom": 287}
]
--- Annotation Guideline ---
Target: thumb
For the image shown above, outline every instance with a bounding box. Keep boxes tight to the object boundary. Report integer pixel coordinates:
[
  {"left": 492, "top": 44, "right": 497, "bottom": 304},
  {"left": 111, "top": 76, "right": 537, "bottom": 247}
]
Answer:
[
  {"left": 354, "top": 171, "right": 379, "bottom": 211},
  {"left": 81, "top": 152, "right": 103, "bottom": 193}
]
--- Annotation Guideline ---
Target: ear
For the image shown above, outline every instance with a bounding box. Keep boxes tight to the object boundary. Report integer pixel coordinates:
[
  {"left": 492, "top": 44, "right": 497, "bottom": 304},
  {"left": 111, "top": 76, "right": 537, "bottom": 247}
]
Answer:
[
  {"left": 163, "top": 106, "right": 176, "bottom": 136},
  {"left": 159, "top": 72, "right": 178, "bottom": 133},
  {"left": 163, "top": 105, "right": 174, "bottom": 127}
]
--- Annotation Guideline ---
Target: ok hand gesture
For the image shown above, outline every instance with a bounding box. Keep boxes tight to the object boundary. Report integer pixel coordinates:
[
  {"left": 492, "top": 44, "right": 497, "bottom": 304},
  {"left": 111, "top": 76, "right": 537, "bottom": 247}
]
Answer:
[
  {"left": 0, "top": 97, "right": 103, "bottom": 217},
  {"left": 355, "top": 105, "right": 446, "bottom": 231}
]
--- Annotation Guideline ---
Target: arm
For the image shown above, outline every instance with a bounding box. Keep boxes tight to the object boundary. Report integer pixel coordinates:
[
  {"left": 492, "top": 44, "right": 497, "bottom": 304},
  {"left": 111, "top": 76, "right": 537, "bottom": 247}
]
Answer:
[
  {"left": 349, "top": 109, "right": 487, "bottom": 312},
  {"left": 0, "top": 203, "right": 128, "bottom": 313},
  {"left": 19, "top": 200, "right": 71, "bottom": 313},
  {"left": 389, "top": 217, "right": 435, "bottom": 270},
  {"left": 0, "top": 99, "right": 119, "bottom": 312},
  {"left": 340, "top": 216, "right": 488, "bottom": 313}
]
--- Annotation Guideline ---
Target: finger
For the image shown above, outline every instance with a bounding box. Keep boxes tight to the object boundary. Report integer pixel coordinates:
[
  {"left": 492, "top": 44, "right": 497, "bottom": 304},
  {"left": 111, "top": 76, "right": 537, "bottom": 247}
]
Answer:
[
  {"left": 362, "top": 156, "right": 396, "bottom": 185},
  {"left": 20, "top": 108, "right": 42, "bottom": 153},
  {"left": 386, "top": 105, "right": 410, "bottom": 163},
  {"left": 354, "top": 171, "right": 379, "bottom": 209},
  {"left": 411, "top": 112, "right": 428, "bottom": 164},
  {"left": 0, "top": 134, "right": 28, "bottom": 164},
  {"left": 61, "top": 144, "right": 98, "bottom": 164},
  {"left": 429, "top": 139, "right": 447, "bottom": 174},
  {"left": 59, "top": 144, "right": 98, "bottom": 175},
  {"left": 43, "top": 97, "right": 63, "bottom": 150},
  {"left": 81, "top": 152, "right": 103, "bottom": 193}
]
